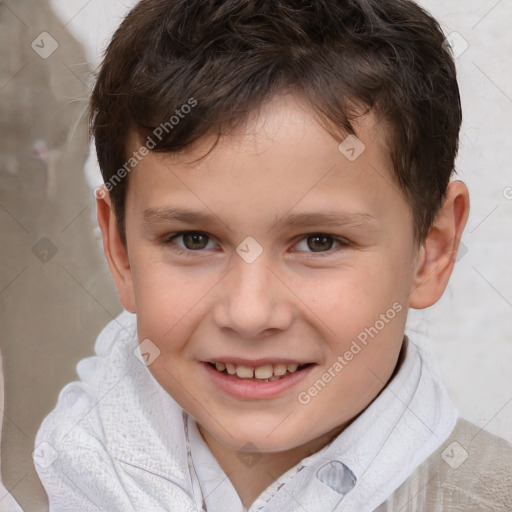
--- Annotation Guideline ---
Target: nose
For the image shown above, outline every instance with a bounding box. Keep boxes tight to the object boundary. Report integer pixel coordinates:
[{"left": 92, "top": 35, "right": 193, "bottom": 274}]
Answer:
[{"left": 213, "top": 254, "right": 293, "bottom": 339}]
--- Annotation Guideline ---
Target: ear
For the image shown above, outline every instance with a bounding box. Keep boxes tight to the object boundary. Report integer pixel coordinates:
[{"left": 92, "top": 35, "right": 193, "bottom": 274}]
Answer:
[
  {"left": 96, "top": 187, "right": 136, "bottom": 313},
  {"left": 409, "top": 180, "right": 470, "bottom": 309}
]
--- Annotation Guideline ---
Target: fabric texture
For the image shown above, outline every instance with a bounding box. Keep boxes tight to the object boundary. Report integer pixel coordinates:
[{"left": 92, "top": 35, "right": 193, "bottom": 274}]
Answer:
[
  {"left": 375, "top": 418, "right": 512, "bottom": 511},
  {"left": 34, "top": 311, "right": 512, "bottom": 511}
]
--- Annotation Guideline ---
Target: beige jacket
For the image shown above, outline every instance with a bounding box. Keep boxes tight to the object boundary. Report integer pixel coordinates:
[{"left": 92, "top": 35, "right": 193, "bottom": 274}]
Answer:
[{"left": 376, "top": 418, "right": 512, "bottom": 511}]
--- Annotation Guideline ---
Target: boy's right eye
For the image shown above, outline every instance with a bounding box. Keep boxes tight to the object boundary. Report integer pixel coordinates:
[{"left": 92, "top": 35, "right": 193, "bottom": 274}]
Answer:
[{"left": 166, "top": 231, "right": 216, "bottom": 252}]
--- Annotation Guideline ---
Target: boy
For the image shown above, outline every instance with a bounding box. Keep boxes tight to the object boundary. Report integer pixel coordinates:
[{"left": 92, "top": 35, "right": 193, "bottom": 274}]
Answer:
[{"left": 34, "top": 0, "right": 512, "bottom": 510}]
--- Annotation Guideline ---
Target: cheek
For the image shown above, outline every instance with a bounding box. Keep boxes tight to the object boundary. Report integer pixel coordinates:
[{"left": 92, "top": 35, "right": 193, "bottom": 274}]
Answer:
[
  {"left": 306, "top": 263, "right": 409, "bottom": 372},
  {"left": 306, "top": 264, "right": 402, "bottom": 328},
  {"left": 130, "top": 253, "right": 210, "bottom": 342},
  {"left": 303, "top": 273, "right": 408, "bottom": 415}
]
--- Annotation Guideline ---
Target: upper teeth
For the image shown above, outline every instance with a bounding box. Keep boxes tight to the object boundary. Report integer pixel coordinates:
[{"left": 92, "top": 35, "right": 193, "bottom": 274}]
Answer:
[{"left": 214, "top": 362, "right": 301, "bottom": 379}]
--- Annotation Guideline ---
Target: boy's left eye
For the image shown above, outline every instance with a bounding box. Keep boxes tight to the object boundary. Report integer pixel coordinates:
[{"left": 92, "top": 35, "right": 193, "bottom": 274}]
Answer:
[
  {"left": 293, "top": 234, "right": 347, "bottom": 253},
  {"left": 164, "top": 231, "right": 349, "bottom": 255}
]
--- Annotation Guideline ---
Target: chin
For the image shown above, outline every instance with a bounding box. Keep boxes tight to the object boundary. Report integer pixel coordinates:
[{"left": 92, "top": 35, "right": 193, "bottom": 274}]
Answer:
[{"left": 205, "top": 420, "right": 310, "bottom": 453}]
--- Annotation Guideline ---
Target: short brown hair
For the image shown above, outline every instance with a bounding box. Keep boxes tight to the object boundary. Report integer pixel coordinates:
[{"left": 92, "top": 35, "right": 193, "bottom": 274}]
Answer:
[{"left": 90, "top": 0, "right": 462, "bottom": 244}]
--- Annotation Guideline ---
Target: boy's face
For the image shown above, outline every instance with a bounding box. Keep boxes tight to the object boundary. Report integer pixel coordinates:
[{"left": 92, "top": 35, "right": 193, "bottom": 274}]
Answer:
[{"left": 113, "top": 94, "right": 421, "bottom": 454}]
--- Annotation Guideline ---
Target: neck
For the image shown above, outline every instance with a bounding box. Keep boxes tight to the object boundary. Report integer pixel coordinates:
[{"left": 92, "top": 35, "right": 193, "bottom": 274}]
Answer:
[
  {"left": 197, "top": 422, "right": 347, "bottom": 509},
  {"left": 194, "top": 339, "right": 408, "bottom": 508}
]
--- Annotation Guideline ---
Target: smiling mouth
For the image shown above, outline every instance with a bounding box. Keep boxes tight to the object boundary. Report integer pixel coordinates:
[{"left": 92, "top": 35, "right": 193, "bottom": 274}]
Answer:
[{"left": 206, "top": 361, "right": 314, "bottom": 382}]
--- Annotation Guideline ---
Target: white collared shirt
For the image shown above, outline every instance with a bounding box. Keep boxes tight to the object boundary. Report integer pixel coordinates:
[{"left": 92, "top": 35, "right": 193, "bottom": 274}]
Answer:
[
  {"left": 35, "top": 311, "right": 457, "bottom": 512},
  {"left": 185, "top": 338, "right": 457, "bottom": 512}
]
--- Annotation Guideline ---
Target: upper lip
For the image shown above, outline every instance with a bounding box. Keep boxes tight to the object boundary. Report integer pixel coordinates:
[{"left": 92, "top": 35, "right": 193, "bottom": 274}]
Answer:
[{"left": 203, "top": 357, "right": 313, "bottom": 367}]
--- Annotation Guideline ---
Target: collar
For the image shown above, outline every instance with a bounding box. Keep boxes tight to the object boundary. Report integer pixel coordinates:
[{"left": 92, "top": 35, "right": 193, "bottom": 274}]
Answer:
[{"left": 186, "top": 337, "right": 458, "bottom": 512}]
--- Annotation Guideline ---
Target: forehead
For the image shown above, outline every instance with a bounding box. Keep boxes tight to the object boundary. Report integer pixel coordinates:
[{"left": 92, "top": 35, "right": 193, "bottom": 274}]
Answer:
[{"left": 123, "top": 94, "right": 408, "bottom": 234}]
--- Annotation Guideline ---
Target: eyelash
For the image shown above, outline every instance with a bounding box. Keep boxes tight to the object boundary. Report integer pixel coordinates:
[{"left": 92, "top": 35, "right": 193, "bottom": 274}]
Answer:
[{"left": 162, "top": 231, "right": 350, "bottom": 258}]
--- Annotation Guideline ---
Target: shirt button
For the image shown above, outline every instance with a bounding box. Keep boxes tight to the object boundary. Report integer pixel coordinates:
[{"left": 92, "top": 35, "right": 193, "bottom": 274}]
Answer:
[{"left": 316, "top": 460, "right": 356, "bottom": 495}]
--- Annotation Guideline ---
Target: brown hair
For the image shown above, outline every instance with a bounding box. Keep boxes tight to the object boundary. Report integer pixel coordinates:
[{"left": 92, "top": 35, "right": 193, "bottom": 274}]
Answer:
[{"left": 90, "top": 0, "right": 462, "bottom": 245}]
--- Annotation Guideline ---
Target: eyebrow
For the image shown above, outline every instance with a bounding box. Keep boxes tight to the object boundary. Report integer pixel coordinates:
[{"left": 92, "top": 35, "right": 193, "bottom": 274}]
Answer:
[
  {"left": 268, "top": 210, "right": 379, "bottom": 232},
  {"left": 142, "top": 206, "right": 379, "bottom": 232},
  {"left": 143, "top": 207, "right": 225, "bottom": 228}
]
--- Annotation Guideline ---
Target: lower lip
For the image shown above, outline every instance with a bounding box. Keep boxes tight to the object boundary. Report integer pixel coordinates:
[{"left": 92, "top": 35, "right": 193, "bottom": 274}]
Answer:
[{"left": 201, "top": 362, "right": 316, "bottom": 400}]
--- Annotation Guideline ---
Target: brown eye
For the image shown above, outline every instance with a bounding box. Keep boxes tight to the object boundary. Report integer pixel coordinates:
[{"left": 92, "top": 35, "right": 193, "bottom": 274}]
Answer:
[
  {"left": 306, "top": 234, "right": 335, "bottom": 252},
  {"left": 293, "top": 233, "right": 348, "bottom": 255},
  {"left": 182, "top": 232, "right": 209, "bottom": 250},
  {"left": 169, "top": 232, "right": 213, "bottom": 251}
]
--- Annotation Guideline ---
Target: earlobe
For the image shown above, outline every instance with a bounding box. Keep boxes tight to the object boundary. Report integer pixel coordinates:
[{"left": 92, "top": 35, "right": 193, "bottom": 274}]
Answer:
[
  {"left": 96, "top": 188, "right": 136, "bottom": 313},
  {"left": 409, "top": 180, "right": 470, "bottom": 309}
]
